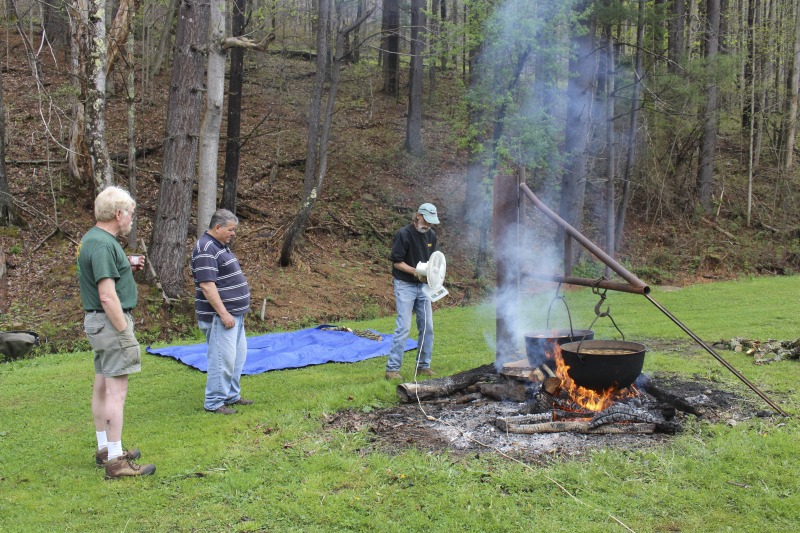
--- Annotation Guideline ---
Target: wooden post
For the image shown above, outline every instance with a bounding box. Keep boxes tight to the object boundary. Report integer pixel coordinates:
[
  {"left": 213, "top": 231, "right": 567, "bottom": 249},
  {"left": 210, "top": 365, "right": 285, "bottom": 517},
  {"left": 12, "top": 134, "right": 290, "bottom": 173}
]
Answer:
[{"left": 492, "top": 173, "right": 520, "bottom": 362}]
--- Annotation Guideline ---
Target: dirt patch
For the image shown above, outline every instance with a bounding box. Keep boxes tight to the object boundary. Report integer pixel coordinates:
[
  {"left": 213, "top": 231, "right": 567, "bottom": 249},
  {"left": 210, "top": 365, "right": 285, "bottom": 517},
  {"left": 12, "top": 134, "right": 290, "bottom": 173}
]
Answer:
[{"left": 325, "top": 372, "right": 759, "bottom": 464}]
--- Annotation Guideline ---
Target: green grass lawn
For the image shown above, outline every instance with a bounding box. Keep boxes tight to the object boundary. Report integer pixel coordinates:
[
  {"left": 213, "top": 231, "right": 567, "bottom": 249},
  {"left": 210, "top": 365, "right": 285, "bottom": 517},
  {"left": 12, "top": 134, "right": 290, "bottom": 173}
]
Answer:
[{"left": 1, "top": 276, "right": 799, "bottom": 531}]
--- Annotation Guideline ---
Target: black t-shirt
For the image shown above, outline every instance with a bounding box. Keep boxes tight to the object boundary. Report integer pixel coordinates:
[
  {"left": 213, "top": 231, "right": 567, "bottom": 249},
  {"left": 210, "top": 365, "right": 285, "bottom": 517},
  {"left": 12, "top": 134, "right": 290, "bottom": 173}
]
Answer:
[{"left": 390, "top": 223, "right": 438, "bottom": 283}]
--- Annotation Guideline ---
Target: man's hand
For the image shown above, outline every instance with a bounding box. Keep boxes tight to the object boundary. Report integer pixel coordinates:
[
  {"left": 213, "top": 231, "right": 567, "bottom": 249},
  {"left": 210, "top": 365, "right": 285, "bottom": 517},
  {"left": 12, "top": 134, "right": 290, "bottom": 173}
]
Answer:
[{"left": 220, "top": 311, "right": 235, "bottom": 329}]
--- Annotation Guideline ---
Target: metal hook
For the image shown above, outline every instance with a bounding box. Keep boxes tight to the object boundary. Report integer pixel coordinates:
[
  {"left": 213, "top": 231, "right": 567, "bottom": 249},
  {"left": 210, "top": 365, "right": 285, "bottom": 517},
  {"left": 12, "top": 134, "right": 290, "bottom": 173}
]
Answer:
[{"left": 594, "top": 289, "right": 610, "bottom": 318}]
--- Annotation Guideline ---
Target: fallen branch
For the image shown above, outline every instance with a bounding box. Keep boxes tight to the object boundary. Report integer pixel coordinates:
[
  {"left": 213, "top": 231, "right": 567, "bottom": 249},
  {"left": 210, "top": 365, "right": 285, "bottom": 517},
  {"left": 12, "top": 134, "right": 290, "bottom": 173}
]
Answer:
[
  {"left": 702, "top": 217, "right": 737, "bottom": 241},
  {"left": 222, "top": 32, "right": 276, "bottom": 52},
  {"left": 140, "top": 238, "right": 176, "bottom": 306},
  {"left": 32, "top": 226, "right": 80, "bottom": 252}
]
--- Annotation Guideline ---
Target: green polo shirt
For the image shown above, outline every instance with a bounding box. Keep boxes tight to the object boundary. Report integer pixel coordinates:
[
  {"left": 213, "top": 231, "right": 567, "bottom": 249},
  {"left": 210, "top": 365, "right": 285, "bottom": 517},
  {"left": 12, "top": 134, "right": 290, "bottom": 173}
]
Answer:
[{"left": 77, "top": 226, "right": 138, "bottom": 311}]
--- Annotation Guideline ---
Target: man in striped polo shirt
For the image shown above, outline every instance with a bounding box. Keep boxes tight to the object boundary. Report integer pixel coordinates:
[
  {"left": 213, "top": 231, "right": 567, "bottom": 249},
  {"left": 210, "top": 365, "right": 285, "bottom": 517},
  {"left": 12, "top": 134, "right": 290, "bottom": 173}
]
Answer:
[{"left": 190, "top": 209, "right": 252, "bottom": 414}]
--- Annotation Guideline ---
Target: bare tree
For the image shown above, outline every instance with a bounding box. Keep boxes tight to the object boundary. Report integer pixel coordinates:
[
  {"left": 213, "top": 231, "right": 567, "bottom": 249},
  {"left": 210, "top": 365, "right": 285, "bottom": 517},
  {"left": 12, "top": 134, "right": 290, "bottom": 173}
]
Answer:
[
  {"left": 105, "top": 0, "right": 138, "bottom": 79},
  {"left": 85, "top": 0, "right": 114, "bottom": 190},
  {"left": 615, "top": 0, "right": 645, "bottom": 252},
  {"left": 697, "top": 0, "right": 721, "bottom": 213},
  {"left": 782, "top": 0, "right": 800, "bottom": 172},
  {"left": 196, "top": 0, "right": 227, "bottom": 236},
  {"left": 0, "top": 67, "right": 18, "bottom": 226},
  {"left": 68, "top": 0, "right": 92, "bottom": 186},
  {"left": 221, "top": 0, "right": 247, "bottom": 214},
  {"left": 126, "top": 4, "right": 138, "bottom": 248},
  {"left": 405, "top": 0, "right": 425, "bottom": 155},
  {"left": 149, "top": 0, "right": 210, "bottom": 297},
  {"left": 559, "top": 6, "right": 596, "bottom": 274},
  {"left": 279, "top": 0, "right": 374, "bottom": 266},
  {"left": 381, "top": 0, "right": 400, "bottom": 95},
  {"left": 152, "top": 0, "right": 179, "bottom": 77},
  {"left": 602, "top": 10, "right": 615, "bottom": 279}
]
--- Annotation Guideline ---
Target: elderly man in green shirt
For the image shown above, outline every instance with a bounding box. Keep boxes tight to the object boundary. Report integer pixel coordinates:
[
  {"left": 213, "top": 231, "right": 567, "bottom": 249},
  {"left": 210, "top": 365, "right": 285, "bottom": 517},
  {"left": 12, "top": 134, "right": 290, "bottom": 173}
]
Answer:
[{"left": 77, "top": 186, "right": 155, "bottom": 480}]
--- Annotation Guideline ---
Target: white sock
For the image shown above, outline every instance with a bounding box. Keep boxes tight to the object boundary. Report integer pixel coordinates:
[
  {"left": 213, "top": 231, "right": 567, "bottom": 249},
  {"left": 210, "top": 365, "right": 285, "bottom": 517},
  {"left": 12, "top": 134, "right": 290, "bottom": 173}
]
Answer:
[
  {"left": 96, "top": 431, "right": 108, "bottom": 450},
  {"left": 107, "top": 440, "right": 123, "bottom": 460}
]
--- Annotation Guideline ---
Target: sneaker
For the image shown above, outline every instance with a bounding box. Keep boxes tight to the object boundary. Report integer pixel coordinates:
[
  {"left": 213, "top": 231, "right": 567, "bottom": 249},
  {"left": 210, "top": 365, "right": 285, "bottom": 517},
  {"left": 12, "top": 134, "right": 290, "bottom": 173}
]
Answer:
[
  {"left": 228, "top": 398, "right": 254, "bottom": 406},
  {"left": 385, "top": 371, "right": 402, "bottom": 380},
  {"left": 417, "top": 368, "right": 435, "bottom": 376},
  {"left": 104, "top": 456, "right": 156, "bottom": 479},
  {"left": 206, "top": 405, "right": 237, "bottom": 414},
  {"left": 95, "top": 447, "right": 141, "bottom": 467}
]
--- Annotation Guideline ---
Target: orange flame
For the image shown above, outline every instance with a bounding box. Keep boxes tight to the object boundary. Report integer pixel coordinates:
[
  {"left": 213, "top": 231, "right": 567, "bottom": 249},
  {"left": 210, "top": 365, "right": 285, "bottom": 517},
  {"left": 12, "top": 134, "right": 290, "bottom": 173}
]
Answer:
[{"left": 546, "top": 343, "right": 636, "bottom": 412}]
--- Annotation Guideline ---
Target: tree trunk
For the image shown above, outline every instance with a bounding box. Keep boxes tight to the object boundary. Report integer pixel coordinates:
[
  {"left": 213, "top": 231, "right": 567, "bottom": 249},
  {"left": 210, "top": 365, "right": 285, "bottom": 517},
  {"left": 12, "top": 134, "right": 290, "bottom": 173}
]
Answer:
[
  {"left": 221, "top": 0, "right": 247, "bottom": 214},
  {"left": 616, "top": 0, "right": 645, "bottom": 253},
  {"left": 669, "top": 0, "right": 685, "bottom": 71},
  {"left": 381, "top": 0, "right": 399, "bottom": 96},
  {"left": 428, "top": 0, "right": 439, "bottom": 97},
  {"left": 197, "top": 0, "right": 227, "bottom": 236},
  {"left": 152, "top": 0, "right": 179, "bottom": 77},
  {"left": 404, "top": 0, "right": 424, "bottom": 155},
  {"left": 67, "top": 0, "right": 92, "bottom": 188},
  {"left": 0, "top": 67, "right": 17, "bottom": 226},
  {"left": 105, "top": 0, "right": 138, "bottom": 79},
  {"left": 280, "top": 0, "right": 330, "bottom": 267},
  {"left": 351, "top": 0, "right": 365, "bottom": 63},
  {"left": 126, "top": 7, "right": 137, "bottom": 248},
  {"left": 696, "top": 0, "right": 721, "bottom": 213},
  {"left": 149, "top": 0, "right": 210, "bottom": 297},
  {"left": 559, "top": 9, "right": 596, "bottom": 275},
  {"left": 782, "top": 0, "right": 800, "bottom": 172},
  {"left": 44, "top": 0, "right": 70, "bottom": 60},
  {"left": 86, "top": 0, "right": 114, "bottom": 191},
  {"left": 279, "top": 1, "right": 373, "bottom": 267},
  {"left": 603, "top": 18, "right": 615, "bottom": 279}
]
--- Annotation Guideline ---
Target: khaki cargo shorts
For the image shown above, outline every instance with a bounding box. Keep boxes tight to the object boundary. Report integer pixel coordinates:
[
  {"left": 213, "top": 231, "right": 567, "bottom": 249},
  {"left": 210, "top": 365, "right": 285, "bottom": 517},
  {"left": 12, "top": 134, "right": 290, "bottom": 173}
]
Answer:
[{"left": 83, "top": 311, "right": 141, "bottom": 377}]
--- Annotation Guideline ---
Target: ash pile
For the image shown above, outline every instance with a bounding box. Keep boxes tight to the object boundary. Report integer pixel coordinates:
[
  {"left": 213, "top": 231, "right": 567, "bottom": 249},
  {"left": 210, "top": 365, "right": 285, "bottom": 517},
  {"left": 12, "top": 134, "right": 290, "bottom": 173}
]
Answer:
[{"left": 326, "top": 361, "right": 753, "bottom": 461}]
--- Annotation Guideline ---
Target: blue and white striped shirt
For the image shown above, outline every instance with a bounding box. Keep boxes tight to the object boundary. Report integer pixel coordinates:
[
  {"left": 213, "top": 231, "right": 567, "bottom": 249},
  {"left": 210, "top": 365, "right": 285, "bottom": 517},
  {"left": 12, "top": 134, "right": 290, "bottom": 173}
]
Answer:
[{"left": 190, "top": 232, "right": 251, "bottom": 323}]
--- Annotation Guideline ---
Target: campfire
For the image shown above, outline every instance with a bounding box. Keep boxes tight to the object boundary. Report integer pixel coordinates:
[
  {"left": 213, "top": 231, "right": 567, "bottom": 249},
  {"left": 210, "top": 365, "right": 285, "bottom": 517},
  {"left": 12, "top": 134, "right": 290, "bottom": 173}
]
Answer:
[
  {"left": 495, "top": 342, "right": 679, "bottom": 436},
  {"left": 326, "top": 355, "right": 749, "bottom": 463}
]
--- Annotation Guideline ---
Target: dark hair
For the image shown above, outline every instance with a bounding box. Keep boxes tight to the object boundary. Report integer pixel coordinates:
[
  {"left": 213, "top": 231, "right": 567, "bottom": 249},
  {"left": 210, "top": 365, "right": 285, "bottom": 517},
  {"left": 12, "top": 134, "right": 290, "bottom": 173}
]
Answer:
[{"left": 209, "top": 209, "right": 238, "bottom": 229}]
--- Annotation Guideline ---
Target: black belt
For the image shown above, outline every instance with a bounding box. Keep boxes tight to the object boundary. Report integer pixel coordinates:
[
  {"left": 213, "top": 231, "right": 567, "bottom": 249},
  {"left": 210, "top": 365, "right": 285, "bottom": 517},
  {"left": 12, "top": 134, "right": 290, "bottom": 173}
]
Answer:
[{"left": 86, "top": 309, "right": 133, "bottom": 313}]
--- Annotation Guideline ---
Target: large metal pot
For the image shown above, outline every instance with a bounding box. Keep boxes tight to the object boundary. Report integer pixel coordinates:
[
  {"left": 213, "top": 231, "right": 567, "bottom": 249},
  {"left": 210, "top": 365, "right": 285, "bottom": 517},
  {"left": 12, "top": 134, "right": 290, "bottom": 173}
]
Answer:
[
  {"left": 524, "top": 329, "right": 594, "bottom": 368},
  {"left": 559, "top": 339, "right": 646, "bottom": 392}
]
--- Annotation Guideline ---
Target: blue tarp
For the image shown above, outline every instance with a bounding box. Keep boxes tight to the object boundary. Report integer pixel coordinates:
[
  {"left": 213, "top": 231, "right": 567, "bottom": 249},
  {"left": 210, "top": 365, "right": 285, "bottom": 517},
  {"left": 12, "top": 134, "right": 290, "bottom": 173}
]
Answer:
[{"left": 146, "top": 325, "right": 417, "bottom": 375}]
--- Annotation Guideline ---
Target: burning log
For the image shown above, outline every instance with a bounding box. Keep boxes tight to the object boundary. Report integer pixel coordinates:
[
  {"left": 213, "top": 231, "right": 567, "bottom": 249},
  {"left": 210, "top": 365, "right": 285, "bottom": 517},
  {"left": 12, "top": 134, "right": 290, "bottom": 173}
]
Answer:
[
  {"left": 396, "top": 364, "right": 496, "bottom": 403},
  {"left": 542, "top": 376, "right": 562, "bottom": 396}
]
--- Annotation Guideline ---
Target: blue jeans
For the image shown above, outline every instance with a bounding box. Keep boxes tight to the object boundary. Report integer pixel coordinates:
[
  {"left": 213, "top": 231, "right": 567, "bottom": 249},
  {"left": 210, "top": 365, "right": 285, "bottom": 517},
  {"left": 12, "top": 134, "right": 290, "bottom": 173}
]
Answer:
[
  {"left": 199, "top": 314, "right": 247, "bottom": 411},
  {"left": 386, "top": 279, "right": 433, "bottom": 371}
]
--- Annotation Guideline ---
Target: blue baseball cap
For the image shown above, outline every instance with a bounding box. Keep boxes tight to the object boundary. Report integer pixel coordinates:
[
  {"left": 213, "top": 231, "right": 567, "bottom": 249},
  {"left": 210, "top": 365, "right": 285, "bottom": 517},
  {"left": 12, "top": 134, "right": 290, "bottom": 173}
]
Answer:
[{"left": 418, "top": 203, "right": 440, "bottom": 224}]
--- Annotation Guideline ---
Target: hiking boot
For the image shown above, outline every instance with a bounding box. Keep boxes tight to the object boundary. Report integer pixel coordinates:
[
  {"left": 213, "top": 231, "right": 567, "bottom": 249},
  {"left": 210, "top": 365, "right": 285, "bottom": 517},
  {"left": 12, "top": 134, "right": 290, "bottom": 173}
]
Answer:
[
  {"left": 104, "top": 456, "right": 156, "bottom": 480},
  {"left": 95, "top": 447, "right": 141, "bottom": 467},
  {"left": 385, "top": 371, "right": 402, "bottom": 380},
  {"left": 206, "top": 405, "right": 237, "bottom": 414},
  {"left": 417, "top": 368, "right": 435, "bottom": 376},
  {"left": 228, "top": 398, "right": 254, "bottom": 406}
]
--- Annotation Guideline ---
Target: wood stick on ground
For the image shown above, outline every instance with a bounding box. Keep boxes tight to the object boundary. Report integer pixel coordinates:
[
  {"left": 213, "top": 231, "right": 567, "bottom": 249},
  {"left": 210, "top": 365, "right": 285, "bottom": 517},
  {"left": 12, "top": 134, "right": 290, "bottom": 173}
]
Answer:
[
  {"left": 498, "top": 420, "right": 656, "bottom": 434},
  {"left": 396, "top": 363, "right": 496, "bottom": 403},
  {"left": 139, "top": 238, "right": 176, "bottom": 306}
]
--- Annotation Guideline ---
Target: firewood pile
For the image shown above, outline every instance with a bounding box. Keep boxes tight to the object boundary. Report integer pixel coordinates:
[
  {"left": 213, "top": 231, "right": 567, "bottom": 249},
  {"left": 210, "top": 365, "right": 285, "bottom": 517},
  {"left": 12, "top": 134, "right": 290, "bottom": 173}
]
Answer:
[{"left": 712, "top": 337, "right": 800, "bottom": 364}]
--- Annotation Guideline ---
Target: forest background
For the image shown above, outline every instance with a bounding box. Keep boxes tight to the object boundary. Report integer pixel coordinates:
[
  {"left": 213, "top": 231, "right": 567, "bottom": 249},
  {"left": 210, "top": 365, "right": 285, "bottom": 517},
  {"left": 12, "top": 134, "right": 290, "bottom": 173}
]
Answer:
[{"left": 1, "top": 0, "right": 799, "bottom": 355}]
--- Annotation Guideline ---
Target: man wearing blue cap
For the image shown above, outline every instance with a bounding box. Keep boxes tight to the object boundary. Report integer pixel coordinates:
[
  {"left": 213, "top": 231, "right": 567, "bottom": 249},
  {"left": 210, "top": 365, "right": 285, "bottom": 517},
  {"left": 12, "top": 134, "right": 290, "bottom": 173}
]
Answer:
[{"left": 385, "top": 203, "right": 441, "bottom": 380}]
